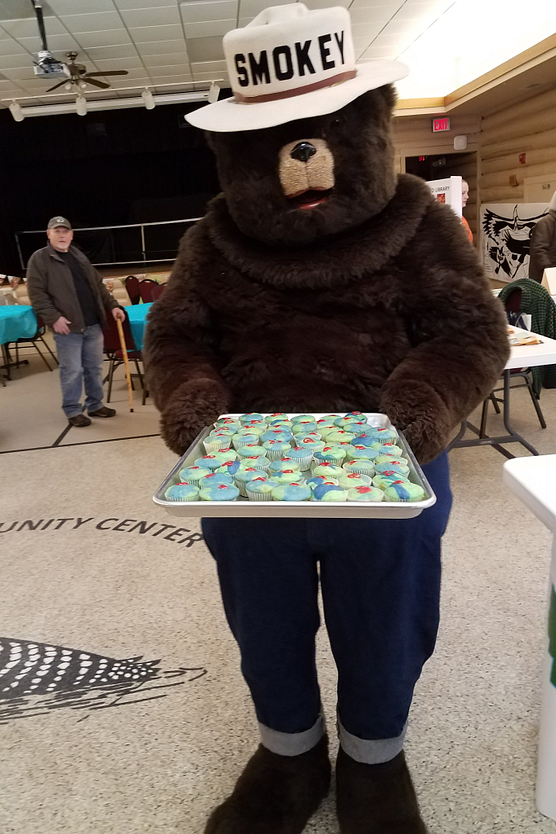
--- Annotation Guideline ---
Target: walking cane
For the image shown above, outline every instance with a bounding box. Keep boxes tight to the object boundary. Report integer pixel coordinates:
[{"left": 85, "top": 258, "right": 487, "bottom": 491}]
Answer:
[{"left": 116, "top": 316, "right": 134, "bottom": 412}]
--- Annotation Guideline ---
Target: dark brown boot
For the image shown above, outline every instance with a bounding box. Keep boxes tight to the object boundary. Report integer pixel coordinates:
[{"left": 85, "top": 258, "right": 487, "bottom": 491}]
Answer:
[
  {"left": 336, "top": 747, "right": 427, "bottom": 834},
  {"left": 205, "top": 735, "right": 331, "bottom": 833}
]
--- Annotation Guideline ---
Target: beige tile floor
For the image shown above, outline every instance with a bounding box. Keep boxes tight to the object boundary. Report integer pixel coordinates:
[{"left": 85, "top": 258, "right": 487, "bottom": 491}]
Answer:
[{"left": 1, "top": 343, "right": 556, "bottom": 833}]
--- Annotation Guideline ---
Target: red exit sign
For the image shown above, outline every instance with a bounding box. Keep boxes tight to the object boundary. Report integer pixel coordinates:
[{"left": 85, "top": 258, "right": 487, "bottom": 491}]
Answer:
[{"left": 432, "top": 117, "right": 450, "bottom": 133}]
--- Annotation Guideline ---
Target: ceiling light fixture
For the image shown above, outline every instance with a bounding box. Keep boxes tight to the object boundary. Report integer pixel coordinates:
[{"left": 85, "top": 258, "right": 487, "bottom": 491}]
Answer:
[
  {"left": 9, "top": 101, "right": 24, "bottom": 122},
  {"left": 64, "top": 82, "right": 72, "bottom": 91},
  {"left": 141, "top": 88, "right": 155, "bottom": 110},
  {"left": 208, "top": 82, "right": 220, "bottom": 104},
  {"left": 75, "top": 94, "right": 87, "bottom": 116},
  {"left": 6, "top": 90, "right": 213, "bottom": 119}
]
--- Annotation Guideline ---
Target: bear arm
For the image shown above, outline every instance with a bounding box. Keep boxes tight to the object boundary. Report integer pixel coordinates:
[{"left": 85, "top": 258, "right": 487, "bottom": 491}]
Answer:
[
  {"left": 144, "top": 271, "right": 229, "bottom": 456},
  {"left": 380, "top": 223, "right": 510, "bottom": 463}
]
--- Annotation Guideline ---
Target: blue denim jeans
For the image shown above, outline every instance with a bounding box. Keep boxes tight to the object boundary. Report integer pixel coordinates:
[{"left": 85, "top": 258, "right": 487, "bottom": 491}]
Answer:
[
  {"left": 202, "top": 452, "right": 452, "bottom": 762},
  {"left": 53, "top": 325, "right": 105, "bottom": 418}
]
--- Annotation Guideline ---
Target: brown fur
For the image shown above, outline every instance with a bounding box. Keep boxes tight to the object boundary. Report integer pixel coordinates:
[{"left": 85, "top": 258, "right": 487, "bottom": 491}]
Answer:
[
  {"left": 205, "top": 737, "right": 331, "bottom": 834},
  {"left": 144, "top": 85, "right": 509, "bottom": 462}
]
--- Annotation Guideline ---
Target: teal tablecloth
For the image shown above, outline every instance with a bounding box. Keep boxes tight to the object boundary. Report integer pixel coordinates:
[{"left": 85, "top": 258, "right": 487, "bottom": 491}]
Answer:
[
  {"left": 0, "top": 305, "right": 37, "bottom": 345},
  {"left": 126, "top": 302, "right": 152, "bottom": 350}
]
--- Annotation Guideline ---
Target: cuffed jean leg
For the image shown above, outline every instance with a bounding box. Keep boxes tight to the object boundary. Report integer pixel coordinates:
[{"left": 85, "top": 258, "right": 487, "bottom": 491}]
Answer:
[
  {"left": 53, "top": 331, "right": 85, "bottom": 418},
  {"left": 202, "top": 516, "right": 323, "bottom": 747},
  {"left": 315, "top": 452, "right": 453, "bottom": 763},
  {"left": 81, "top": 324, "right": 105, "bottom": 412}
]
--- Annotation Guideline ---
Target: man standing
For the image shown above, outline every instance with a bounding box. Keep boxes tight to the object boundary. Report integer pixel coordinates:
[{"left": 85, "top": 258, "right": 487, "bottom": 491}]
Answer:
[{"left": 27, "top": 216, "right": 125, "bottom": 427}]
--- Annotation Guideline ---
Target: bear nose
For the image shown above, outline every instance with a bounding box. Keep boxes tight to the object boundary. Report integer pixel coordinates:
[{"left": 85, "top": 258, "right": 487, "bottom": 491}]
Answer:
[{"left": 290, "top": 142, "right": 317, "bottom": 163}]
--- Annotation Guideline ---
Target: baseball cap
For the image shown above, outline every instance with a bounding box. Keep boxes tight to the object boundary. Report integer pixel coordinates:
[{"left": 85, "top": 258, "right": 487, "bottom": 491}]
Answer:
[{"left": 47, "top": 216, "right": 72, "bottom": 230}]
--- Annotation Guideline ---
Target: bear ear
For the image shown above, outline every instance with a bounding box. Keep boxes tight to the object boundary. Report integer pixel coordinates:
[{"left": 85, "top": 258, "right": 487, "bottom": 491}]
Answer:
[{"left": 377, "top": 83, "right": 398, "bottom": 112}]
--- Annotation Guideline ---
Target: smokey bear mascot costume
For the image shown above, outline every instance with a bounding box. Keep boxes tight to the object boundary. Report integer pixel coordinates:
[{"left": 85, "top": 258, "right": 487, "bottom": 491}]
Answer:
[{"left": 145, "top": 6, "right": 509, "bottom": 832}]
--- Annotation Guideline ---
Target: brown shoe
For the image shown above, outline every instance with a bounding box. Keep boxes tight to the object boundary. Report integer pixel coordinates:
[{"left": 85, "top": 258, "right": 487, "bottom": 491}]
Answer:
[
  {"left": 68, "top": 414, "right": 91, "bottom": 427},
  {"left": 205, "top": 735, "right": 331, "bottom": 834},
  {"left": 336, "top": 748, "right": 428, "bottom": 834},
  {"left": 88, "top": 406, "right": 116, "bottom": 418}
]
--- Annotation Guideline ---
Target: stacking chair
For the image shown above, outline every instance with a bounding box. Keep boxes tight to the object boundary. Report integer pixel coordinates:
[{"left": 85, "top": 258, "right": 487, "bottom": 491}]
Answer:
[
  {"left": 11, "top": 314, "right": 58, "bottom": 373},
  {"left": 151, "top": 283, "right": 166, "bottom": 301},
  {"left": 124, "top": 275, "right": 141, "bottom": 304},
  {"left": 101, "top": 311, "right": 145, "bottom": 404},
  {"left": 138, "top": 278, "right": 159, "bottom": 303}
]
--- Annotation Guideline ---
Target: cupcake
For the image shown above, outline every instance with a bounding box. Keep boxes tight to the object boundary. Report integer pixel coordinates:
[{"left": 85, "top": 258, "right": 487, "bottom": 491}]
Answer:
[
  {"left": 325, "top": 430, "right": 356, "bottom": 445},
  {"left": 203, "top": 433, "right": 232, "bottom": 453},
  {"left": 216, "top": 460, "right": 242, "bottom": 476},
  {"left": 337, "top": 472, "right": 373, "bottom": 489},
  {"left": 373, "top": 472, "right": 411, "bottom": 490},
  {"left": 269, "top": 459, "right": 300, "bottom": 473},
  {"left": 193, "top": 455, "right": 225, "bottom": 471},
  {"left": 236, "top": 444, "right": 265, "bottom": 459},
  {"left": 291, "top": 422, "right": 319, "bottom": 435},
  {"left": 313, "top": 445, "right": 347, "bottom": 465},
  {"left": 279, "top": 447, "right": 313, "bottom": 471},
  {"left": 238, "top": 454, "right": 271, "bottom": 472},
  {"left": 290, "top": 414, "right": 316, "bottom": 424},
  {"left": 315, "top": 421, "right": 338, "bottom": 439},
  {"left": 232, "top": 432, "right": 261, "bottom": 450},
  {"left": 271, "top": 469, "right": 305, "bottom": 484},
  {"left": 311, "top": 483, "right": 348, "bottom": 502},
  {"left": 347, "top": 485, "right": 384, "bottom": 502},
  {"left": 374, "top": 460, "right": 410, "bottom": 477},
  {"left": 271, "top": 483, "right": 311, "bottom": 502},
  {"left": 342, "top": 459, "right": 376, "bottom": 476},
  {"left": 362, "top": 426, "right": 398, "bottom": 442},
  {"left": 233, "top": 467, "right": 268, "bottom": 496},
  {"left": 334, "top": 415, "right": 368, "bottom": 429},
  {"left": 199, "top": 473, "right": 235, "bottom": 488},
  {"left": 239, "top": 413, "right": 265, "bottom": 424},
  {"left": 295, "top": 435, "right": 325, "bottom": 451},
  {"left": 165, "top": 483, "right": 199, "bottom": 501},
  {"left": 371, "top": 443, "right": 405, "bottom": 458},
  {"left": 383, "top": 482, "right": 425, "bottom": 502},
  {"left": 346, "top": 434, "right": 377, "bottom": 448},
  {"left": 212, "top": 449, "right": 238, "bottom": 463},
  {"left": 178, "top": 465, "right": 212, "bottom": 485},
  {"left": 265, "top": 412, "right": 289, "bottom": 424},
  {"left": 374, "top": 453, "right": 408, "bottom": 465},
  {"left": 199, "top": 483, "right": 240, "bottom": 501},
  {"left": 207, "top": 426, "right": 236, "bottom": 437},
  {"left": 311, "top": 463, "right": 345, "bottom": 479},
  {"left": 267, "top": 419, "right": 293, "bottom": 430},
  {"left": 245, "top": 476, "right": 280, "bottom": 501},
  {"left": 305, "top": 475, "right": 339, "bottom": 490},
  {"left": 262, "top": 439, "right": 293, "bottom": 461},
  {"left": 214, "top": 418, "right": 241, "bottom": 430},
  {"left": 345, "top": 444, "right": 379, "bottom": 461},
  {"left": 260, "top": 429, "right": 294, "bottom": 444}
]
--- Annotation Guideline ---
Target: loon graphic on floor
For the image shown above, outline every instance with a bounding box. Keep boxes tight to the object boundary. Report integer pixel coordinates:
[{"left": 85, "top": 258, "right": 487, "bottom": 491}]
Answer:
[{"left": 0, "top": 637, "right": 206, "bottom": 723}]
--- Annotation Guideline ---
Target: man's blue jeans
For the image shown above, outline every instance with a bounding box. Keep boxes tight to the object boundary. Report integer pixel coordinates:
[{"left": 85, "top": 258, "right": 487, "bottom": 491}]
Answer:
[{"left": 53, "top": 325, "right": 105, "bottom": 418}]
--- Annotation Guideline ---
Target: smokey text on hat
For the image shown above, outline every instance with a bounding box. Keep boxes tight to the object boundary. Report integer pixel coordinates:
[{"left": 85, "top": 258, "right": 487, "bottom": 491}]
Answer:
[{"left": 235, "top": 31, "right": 346, "bottom": 88}]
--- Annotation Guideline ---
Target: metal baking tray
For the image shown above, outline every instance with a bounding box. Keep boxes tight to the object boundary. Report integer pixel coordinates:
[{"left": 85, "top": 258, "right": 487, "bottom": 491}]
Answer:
[{"left": 153, "top": 413, "right": 437, "bottom": 519}]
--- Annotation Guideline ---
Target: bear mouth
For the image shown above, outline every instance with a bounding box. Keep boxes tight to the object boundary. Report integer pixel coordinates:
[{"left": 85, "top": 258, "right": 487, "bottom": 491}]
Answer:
[{"left": 287, "top": 188, "right": 332, "bottom": 211}]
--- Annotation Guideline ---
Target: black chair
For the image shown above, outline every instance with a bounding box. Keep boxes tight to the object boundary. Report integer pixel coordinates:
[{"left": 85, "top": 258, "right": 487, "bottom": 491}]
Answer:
[
  {"left": 10, "top": 314, "right": 59, "bottom": 374},
  {"left": 101, "top": 311, "right": 145, "bottom": 404}
]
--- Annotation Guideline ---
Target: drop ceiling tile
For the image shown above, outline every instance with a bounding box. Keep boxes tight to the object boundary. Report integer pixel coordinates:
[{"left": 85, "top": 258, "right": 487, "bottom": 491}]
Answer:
[
  {"left": 0, "top": 40, "right": 27, "bottom": 57},
  {"left": 137, "top": 39, "right": 186, "bottom": 55},
  {"left": 352, "top": 22, "right": 388, "bottom": 40},
  {"left": 0, "top": 67, "right": 34, "bottom": 80},
  {"left": 349, "top": 6, "right": 398, "bottom": 25},
  {"left": 48, "top": 0, "right": 117, "bottom": 12},
  {"left": 115, "top": 0, "right": 178, "bottom": 8},
  {"left": 0, "top": 54, "right": 32, "bottom": 69},
  {"left": 121, "top": 6, "right": 181, "bottom": 27},
  {"left": 238, "top": 0, "right": 293, "bottom": 16},
  {"left": 93, "top": 57, "right": 145, "bottom": 70},
  {"left": 185, "top": 36, "right": 224, "bottom": 62},
  {"left": 60, "top": 12, "right": 124, "bottom": 33},
  {"left": 1, "top": 17, "right": 67, "bottom": 39},
  {"left": 143, "top": 52, "right": 187, "bottom": 67},
  {"left": 183, "top": 19, "right": 236, "bottom": 38},
  {"left": 129, "top": 24, "right": 185, "bottom": 42},
  {"left": 303, "top": 0, "right": 350, "bottom": 7},
  {"left": 74, "top": 30, "right": 132, "bottom": 48},
  {"left": 16, "top": 34, "right": 81, "bottom": 53},
  {"left": 238, "top": 17, "right": 254, "bottom": 26},
  {"left": 180, "top": 1, "right": 238, "bottom": 24},
  {"left": 359, "top": 45, "right": 396, "bottom": 59},
  {"left": 147, "top": 65, "right": 192, "bottom": 77},
  {"left": 83, "top": 44, "right": 139, "bottom": 60},
  {"left": 191, "top": 59, "right": 227, "bottom": 73},
  {"left": 372, "top": 32, "right": 407, "bottom": 45},
  {"left": 192, "top": 70, "right": 229, "bottom": 81},
  {"left": 111, "top": 75, "right": 151, "bottom": 87},
  {"left": 108, "top": 67, "right": 152, "bottom": 79}
]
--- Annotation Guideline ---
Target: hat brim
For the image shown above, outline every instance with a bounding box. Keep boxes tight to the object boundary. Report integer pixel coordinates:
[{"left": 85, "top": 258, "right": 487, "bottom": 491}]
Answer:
[{"left": 186, "top": 59, "right": 408, "bottom": 132}]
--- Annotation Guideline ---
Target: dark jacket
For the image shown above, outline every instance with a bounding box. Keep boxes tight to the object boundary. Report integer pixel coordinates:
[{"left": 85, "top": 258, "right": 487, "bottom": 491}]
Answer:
[
  {"left": 26, "top": 243, "right": 118, "bottom": 332},
  {"left": 529, "top": 211, "right": 556, "bottom": 282},
  {"left": 144, "top": 175, "right": 510, "bottom": 463}
]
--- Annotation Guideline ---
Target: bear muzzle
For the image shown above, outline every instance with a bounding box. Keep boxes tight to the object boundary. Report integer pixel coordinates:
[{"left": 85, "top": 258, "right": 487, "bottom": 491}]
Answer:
[{"left": 279, "top": 137, "right": 335, "bottom": 211}]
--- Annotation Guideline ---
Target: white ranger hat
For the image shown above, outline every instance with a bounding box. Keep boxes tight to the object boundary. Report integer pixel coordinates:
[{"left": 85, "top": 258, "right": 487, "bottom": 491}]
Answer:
[{"left": 186, "top": 3, "right": 408, "bottom": 133}]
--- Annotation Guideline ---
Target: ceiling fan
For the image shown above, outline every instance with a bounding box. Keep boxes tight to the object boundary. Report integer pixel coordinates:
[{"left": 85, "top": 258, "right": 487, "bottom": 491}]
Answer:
[{"left": 46, "top": 52, "right": 129, "bottom": 93}]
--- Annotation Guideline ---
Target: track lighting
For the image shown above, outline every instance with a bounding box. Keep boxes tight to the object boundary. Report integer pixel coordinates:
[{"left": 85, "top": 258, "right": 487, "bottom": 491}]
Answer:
[
  {"left": 75, "top": 94, "right": 87, "bottom": 116},
  {"left": 141, "top": 88, "right": 155, "bottom": 110},
  {"left": 64, "top": 82, "right": 72, "bottom": 91},
  {"left": 208, "top": 82, "right": 220, "bottom": 104},
  {"left": 9, "top": 101, "right": 24, "bottom": 121}
]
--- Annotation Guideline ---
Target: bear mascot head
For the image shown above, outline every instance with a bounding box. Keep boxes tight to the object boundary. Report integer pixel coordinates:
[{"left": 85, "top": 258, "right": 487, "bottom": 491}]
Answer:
[{"left": 144, "top": 3, "right": 509, "bottom": 464}]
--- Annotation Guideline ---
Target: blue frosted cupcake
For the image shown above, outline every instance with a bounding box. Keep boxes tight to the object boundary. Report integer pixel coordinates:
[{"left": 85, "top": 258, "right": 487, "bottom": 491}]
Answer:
[
  {"left": 337, "top": 472, "right": 372, "bottom": 489},
  {"left": 311, "top": 483, "right": 348, "bottom": 502},
  {"left": 279, "top": 447, "right": 313, "bottom": 471},
  {"left": 315, "top": 421, "right": 338, "bottom": 439},
  {"left": 290, "top": 414, "right": 316, "bottom": 425},
  {"left": 371, "top": 443, "right": 405, "bottom": 457},
  {"left": 203, "top": 432, "right": 232, "bottom": 453},
  {"left": 361, "top": 426, "right": 398, "bottom": 443},
  {"left": 313, "top": 445, "right": 347, "bottom": 466},
  {"left": 271, "top": 469, "right": 304, "bottom": 485},
  {"left": 239, "top": 413, "right": 265, "bottom": 424},
  {"left": 199, "top": 473, "right": 235, "bottom": 488},
  {"left": 238, "top": 454, "right": 271, "bottom": 472},
  {"left": 311, "top": 463, "right": 345, "bottom": 479},
  {"left": 271, "top": 483, "right": 311, "bottom": 501},
  {"left": 216, "top": 460, "right": 242, "bottom": 477},
  {"left": 375, "top": 460, "right": 410, "bottom": 477},
  {"left": 199, "top": 483, "right": 240, "bottom": 501},
  {"left": 342, "top": 459, "right": 376, "bottom": 477},
  {"left": 345, "top": 444, "right": 379, "bottom": 461},
  {"left": 232, "top": 432, "right": 261, "bottom": 450},
  {"left": 291, "top": 422, "right": 319, "bottom": 435},
  {"left": 383, "top": 482, "right": 425, "bottom": 502},
  {"left": 334, "top": 416, "right": 368, "bottom": 430},
  {"left": 260, "top": 429, "right": 293, "bottom": 444},
  {"left": 265, "top": 412, "right": 289, "bottom": 424},
  {"left": 165, "top": 483, "right": 199, "bottom": 501},
  {"left": 262, "top": 439, "right": 293, "bottom": 461},
  {"left": 212, "top": 449, "right": 238, "bottom": 463},
  {"left": 305, "top": 475, "right": 339, "bottom": 490},
  {"left": 236, "top": 444, "right": 265, "bottom": 459},
  {"left": 295, "top": 435, "right": 325, "bottom": 452},
  {"left": 346, "top": 485, "right": 384, "bottom": 502},
  {"left": 193, "top": 455, "right": 225, "bottom": 471},
  {"left": 325, "top": 429, "right": 356, "bottom": 445},
  {"left": 178, "top": 465, "right": 212, "bottom": 485},
  {"left": 373, "top": 472, "right": 411, "bottom": 490},
  {"left": 269, "top": 459, "right": 300, "bottom": 473},
  {"left": 233, "top": 467, "right": 268, "bottom": 496},
  {"left": 245, "top": 476, "right": 280, "bottom": 501}
]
